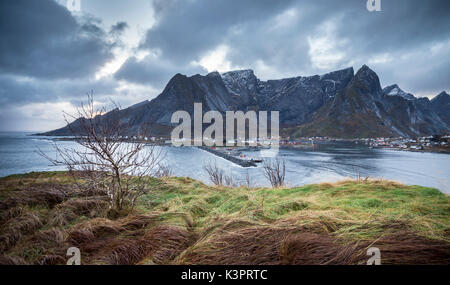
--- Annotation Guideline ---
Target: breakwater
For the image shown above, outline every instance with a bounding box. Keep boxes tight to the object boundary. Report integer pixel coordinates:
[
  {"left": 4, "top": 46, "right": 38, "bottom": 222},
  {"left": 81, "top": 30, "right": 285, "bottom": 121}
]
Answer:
[{"left": 198, "top": 146, "right": 257, "bottom": 167}]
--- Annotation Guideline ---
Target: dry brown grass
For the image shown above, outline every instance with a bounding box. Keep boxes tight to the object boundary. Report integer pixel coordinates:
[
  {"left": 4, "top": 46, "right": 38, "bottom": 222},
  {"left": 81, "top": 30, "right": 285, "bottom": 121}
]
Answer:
[
  {"left": 175, "top": 222, "right": 369, "bottom": 265},
  {"left": 0, "top": 255, "right": 28, "bottom": 265},
  {"left": 176, "top": 221, "right": 450, "bottom": 265},
  {"left": 49, "top": 198, "right": 108, "bottom": 227},
  {"left": 370, "top": 231, "right": 450, "bottom": 265},
  {"left": 63, "top": 215, "right": 196, "bottom": 265},
  {"left": 0, "top": 212, "right": 42, "bottom": 253},
  {"left": 0, "top": 184, "right": 68, "bottom": 210},
  {"left": 0, "top": 206, "right": 24, "bottom": 224},
  {"left": 101, "top": 238, "right": 150, "bottom": 265},
  {"left": 139, "top": 225, "right": 196, "bottom": 264},
  {"left": 0, "top": 172, "right": 448, "bottom": 265},
  {"left": 19, "top": 228, "right": 69, "bottom": 265}
]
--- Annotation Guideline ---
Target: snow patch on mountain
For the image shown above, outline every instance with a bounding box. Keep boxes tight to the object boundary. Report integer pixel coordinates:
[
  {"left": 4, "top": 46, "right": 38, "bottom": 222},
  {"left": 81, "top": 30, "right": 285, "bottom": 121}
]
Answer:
[{"left": 383, "top": 84, "right": 415, "bottom": 100}]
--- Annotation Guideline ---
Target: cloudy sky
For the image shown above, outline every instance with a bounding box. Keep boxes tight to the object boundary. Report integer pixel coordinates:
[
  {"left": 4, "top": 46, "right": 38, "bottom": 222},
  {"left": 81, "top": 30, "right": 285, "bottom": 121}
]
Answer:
[{"left": 0, "top": 0, "right": 449, "bottom": 132}]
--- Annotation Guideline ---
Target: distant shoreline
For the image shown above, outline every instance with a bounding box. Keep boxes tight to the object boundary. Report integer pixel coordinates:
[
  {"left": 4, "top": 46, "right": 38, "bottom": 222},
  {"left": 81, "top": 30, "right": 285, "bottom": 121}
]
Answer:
[{"left": 25, "top": 134, "right": 450, "bottom": 155}]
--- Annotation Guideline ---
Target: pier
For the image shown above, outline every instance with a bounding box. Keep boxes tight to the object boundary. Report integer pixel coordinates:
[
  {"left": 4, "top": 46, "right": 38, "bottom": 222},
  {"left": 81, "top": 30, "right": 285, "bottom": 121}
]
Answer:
[{"left": 198, "top": 146, "right": 257, "bottom": 167}]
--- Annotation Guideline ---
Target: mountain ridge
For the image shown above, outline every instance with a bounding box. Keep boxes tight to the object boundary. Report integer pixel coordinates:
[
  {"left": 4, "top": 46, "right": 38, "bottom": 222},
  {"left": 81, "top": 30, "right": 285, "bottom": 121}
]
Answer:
[{"left": 40, "top": 65, "right": 450, "bottom": 139}]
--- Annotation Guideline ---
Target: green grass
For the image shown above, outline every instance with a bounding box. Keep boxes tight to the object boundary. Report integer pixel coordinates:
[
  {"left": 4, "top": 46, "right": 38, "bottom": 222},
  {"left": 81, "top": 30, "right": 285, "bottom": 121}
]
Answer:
[
  {"left": 1, "top": 171, "right": 449, "bottom": 265},
  {"left": 137, "top": 177, "right": 449, "bottom": 241}
]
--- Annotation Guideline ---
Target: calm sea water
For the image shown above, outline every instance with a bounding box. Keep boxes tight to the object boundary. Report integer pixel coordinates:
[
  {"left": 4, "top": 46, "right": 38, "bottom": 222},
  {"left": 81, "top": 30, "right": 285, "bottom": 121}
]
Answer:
[{"left": 0, "top": 132, "right": 449, "bottom": 193}]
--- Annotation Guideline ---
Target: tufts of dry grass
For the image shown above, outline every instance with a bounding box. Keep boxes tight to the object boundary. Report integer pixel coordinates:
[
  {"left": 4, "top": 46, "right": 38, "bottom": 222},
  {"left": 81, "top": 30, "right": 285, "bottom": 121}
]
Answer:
[
  {"left": 49, "top": 198, "right": 108, "bottom": 227},
  {"left": 175, "top": 222, "right": 368, "bottom": 265},
  {"left": 0, "top": 206, "right": 24, "bottom": 224},
  {"left": 0, "top": 172, "right": 448, "bottom": 265},
  {"left": 0, "top": 212, "right": 42, "bottom": 253},
  {"left": 0, "top": 184, "right": 67, "bottom": 210},
  {"left": 0, "top": 255, "right": 28, "bottom": 265},
  {"left": 369, "top": 231, "right": 450, "bottom": 265},
  {"left": 139, "top": 225, "right": 196, "bottom": 264}
]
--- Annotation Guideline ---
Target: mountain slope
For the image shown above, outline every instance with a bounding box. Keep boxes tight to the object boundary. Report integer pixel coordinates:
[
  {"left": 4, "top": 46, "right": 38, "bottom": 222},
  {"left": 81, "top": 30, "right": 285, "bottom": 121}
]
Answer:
[
  {"left": 287, "top": 65, "right": 397, "bottom": 138},
  {"left": 431, "top": 91, "right": 450, "bottom": 126},
  {"left": 285, "top": 66, "right": 449, "bottom": 138}
]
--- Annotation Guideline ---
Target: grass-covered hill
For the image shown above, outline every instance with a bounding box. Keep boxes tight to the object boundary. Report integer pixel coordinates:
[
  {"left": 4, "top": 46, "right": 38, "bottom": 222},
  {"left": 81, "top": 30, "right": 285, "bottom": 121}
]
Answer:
[{"left": 0, "top": 172, "right": 449, "bottom": 265}]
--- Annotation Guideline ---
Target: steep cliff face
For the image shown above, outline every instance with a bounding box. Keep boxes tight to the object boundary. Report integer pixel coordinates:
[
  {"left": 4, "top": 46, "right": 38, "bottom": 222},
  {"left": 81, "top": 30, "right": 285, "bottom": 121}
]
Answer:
[
  {"left": 288, "top": 65, "right": 396, "bottom": 138},
  {"left": 431, "top": 91, "right": 450, "bottom": 126},
  {"left": 285, "top": 65, "right": 449, "bottom": 138},
  {"left": 254, "top": 67, "right": 355, "bottom": 126},
  {"left": 41, "top": 65, "right": 449, "bottom": 138},
  {"left": 219, "top": 67, "right": 354, "bottom": 125}
]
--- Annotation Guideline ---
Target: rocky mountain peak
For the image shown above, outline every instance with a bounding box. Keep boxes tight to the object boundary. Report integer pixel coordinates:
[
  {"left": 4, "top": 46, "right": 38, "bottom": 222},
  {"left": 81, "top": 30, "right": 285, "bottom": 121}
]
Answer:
[
  {"left": 321, "top": 67, "right": 354, "bottom": 81},
  {"left": 221, "top": 69, "right": 257, "bottom": 85},
  {"left": 432, "top": 91, "right": 450, "bottom": 102},
  {"left": 383, "top": 84, "right": 415, "bottom": 100},
  {"left": 206, "top": 71, "right": 221, "bottom": 78},
  {"left": 220, "top": 69, "right": 259, "bottom": 106},
  {"left": 430, "top": 91, "right": 450, "bottom": 127},
  {"left": 352, "top": 65, "right": 383, "bottom": 95},
  {"left": 222, "top": 69, "right": 255, "bottom": 78}
]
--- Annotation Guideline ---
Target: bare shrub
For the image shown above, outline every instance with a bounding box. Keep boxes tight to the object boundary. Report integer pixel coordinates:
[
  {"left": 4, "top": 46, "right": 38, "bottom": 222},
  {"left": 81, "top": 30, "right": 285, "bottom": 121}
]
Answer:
[
  {"left": 223, "top": 173, "right": 236, "bottom": 187},
  {"left": 204, "top": 162, "right": 224, "bottom": 186},
  {"left": 244, "top": 169, "right": 252, "bottom": 188},
  {"left": 155, "top": 163, "right": 173, "bottom": 178},
  {"left": 262, "top": 158, "right": 286, "bottom": 187},
  {"left": 39, "top": 92, "right": 164, "bottom": 212},
  {"left": 203, "top": 161, "right": 235, "bottom": 186}
]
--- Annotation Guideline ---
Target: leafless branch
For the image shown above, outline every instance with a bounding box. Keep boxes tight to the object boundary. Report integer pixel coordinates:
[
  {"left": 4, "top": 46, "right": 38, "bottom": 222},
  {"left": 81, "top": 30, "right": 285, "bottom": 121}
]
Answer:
[
  {"left": 39, "top": 91, "right": 165, "bottom": 213},
  {"left": 262, "top": 158, "right": 286, "bottom": 187},
  {"left": 244, "top": 169, "right": 252, "bottom": 188},
  {"left": 203, "top": 161, "right": 235, "bottom": 187}
]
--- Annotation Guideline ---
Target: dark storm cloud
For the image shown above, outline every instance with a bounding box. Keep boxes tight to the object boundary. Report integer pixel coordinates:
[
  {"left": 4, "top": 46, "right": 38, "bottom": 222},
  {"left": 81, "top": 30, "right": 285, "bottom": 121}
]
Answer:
[
  {"left": 1, "top": 0, "right": 449, "bottom": 131},
  {"left": 0, "top": 74, "right": 118, "bottom": 107},
  {"left": 116, "top": 0, "right": 450, "bottom": 95},
  {"left": 110, "top": 21, "right": 129, "bottom": 35},
  {"left": 0, "top": 0, "right": 134, "bottom": 114},
  {"left": 115, "top": 55, "right": 207, "bottom": 87},
  {"left": 0, "top": 0, "right": 113, "bottom": 79},
  {"left": 115, "top": 0, "right": 297, "bottom": 85},
  {"left": 143, "top": 0, "right": 296, "bottom": 64}
]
